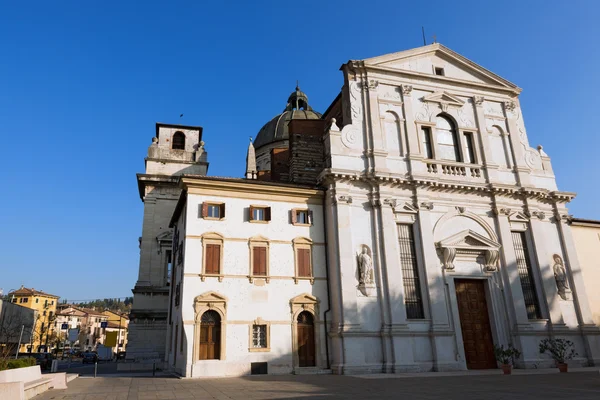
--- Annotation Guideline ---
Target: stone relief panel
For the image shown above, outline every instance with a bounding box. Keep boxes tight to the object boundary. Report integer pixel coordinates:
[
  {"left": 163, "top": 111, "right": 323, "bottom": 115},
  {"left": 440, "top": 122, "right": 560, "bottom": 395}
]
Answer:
[
  {"left": 349, "top": 80, "right": 363, "bottom": 123},
  {"left": 512, "top": 106, "right": 543, "bottom": 170},
  {"left": 456, "top": 98, "right": 475, "bottom": 128},
  {"left": 377, "top": 84, "right": 402, "bottom": 102},
  {"left": 484, "top": 101, "right": 505, "bottom": 118}
]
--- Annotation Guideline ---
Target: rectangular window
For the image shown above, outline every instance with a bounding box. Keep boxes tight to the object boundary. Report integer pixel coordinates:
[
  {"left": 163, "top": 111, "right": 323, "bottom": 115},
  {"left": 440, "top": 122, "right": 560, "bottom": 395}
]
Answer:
[
  {"left": 205, "top": 244, "right": 221, "bottom": 274},
  {"left": 201, "top": 202, "right": 225, "bottom": 219},
  {"left": 252, "top": 247, "right": 267, "bottom": 276},
  {"left": 24, "top": 298, "right": 28, "bottom": 303},
  {"left": 464, "top": 133, "right": 476, "bottom": 164},
  {"left": 36, "top": 299, "right": 39, "bottom": 303},
  {"left": 252, "top": 325, "right": 267, "bottom": 348},
  {"left": 292, "top": 209, "right": 313, "bottom": 225},
  {"left": 297, "top": 248, "right": 312, "bottom": 277},
  {"left": 398, "top": 224, "right": 424, "bottom": 319},
  {"left": 434, "top": 67, "right": 445, "bottom": 76},
  {"left": 12, "top": 298, "right": 16, "bottom": 303},
  {"left": 512, "top": 231, "right": 542, "bottom": 319},
  {"left": 250, "top": 206, "right": 271, "bottom": 222},
  {"left": 421, "top": 127, "right": 433, "bottom": 159}
]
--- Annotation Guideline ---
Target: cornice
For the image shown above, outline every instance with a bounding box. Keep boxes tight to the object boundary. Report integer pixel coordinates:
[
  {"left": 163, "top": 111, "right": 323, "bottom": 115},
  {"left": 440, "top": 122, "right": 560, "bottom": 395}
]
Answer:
[
  {"left": 180, "top": 176, "right": 324, "bottom": 200},
  {"left": 319, "top": 170, "right": 575, "bottom": 204}
]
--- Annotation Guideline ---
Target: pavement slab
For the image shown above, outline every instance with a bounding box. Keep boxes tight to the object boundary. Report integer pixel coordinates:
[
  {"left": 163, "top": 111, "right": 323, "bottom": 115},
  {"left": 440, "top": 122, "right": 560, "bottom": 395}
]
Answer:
[{"left": 36, "top": 371, "right": 600, "bottom": 400}]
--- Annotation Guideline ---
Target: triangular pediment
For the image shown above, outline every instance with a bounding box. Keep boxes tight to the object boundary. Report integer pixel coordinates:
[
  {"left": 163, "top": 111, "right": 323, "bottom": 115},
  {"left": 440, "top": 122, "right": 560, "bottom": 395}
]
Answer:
[
  {"left": 194, "top": 291, "right": 228, "bottom": 303},
  {"left": 437, "top": 229, "right": 501, "bottom": 250},
  {"left": 156, "top": 230, "right": 173, "bottom": 242},
  {"left": 509, "top": 211, "right": 529, "bottom": 222},
  {"left": 363, "top": 44, "right": 518, "bottom": 89},
  {"left": 290, "top": 293, "right": 319, "bottom": 305},
  {"left": 422, "top": 91, "right": 465, "bottom": 108}
]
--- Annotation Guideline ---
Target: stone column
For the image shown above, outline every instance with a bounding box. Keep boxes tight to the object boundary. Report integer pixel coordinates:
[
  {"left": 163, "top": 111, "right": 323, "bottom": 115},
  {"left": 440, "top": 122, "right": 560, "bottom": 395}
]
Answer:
[
  {"left": 416, "top": 201, "right": 454, "bottom": 371},
  {"left": 329, "top": 190, "right": 363, "bottom": 373},
  {"left": 365, "top": 80, "right": 388, "bottom": 174},
  {"left": 472, "top": 96, "right": 498, "bottom": 182},
  {"left": 401, "top": 85, "right": 426, "bottom": 175},
  {"left": 370, "top": 193, "right": 393, "bottom": 373},
  {"left": 528, "top": 216, "right": 566, "bottom": 327}
]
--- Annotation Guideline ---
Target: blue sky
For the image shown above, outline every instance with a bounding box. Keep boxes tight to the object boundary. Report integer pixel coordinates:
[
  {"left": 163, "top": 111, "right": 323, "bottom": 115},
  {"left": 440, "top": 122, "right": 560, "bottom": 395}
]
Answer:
[{"left": 1, "top": 1, "right": 598, "bottom": 300}]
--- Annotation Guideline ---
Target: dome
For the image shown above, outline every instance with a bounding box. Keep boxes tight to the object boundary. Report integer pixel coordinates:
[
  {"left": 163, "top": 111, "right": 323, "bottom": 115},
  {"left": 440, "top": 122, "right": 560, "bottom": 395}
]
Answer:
[{"left": 254, "top": 86, "right": 322, "bottom": 149}]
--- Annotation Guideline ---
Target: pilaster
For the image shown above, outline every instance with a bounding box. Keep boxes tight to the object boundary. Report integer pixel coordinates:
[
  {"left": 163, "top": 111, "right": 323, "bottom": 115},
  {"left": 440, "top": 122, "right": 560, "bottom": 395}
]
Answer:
[
  {"left": 365, "top": 80, "right": 389, "bottom": 174},
  {"left": 504, "top": 101, "right": 531, "bottom": 186},
  {"left": 401, "top": 85, "right": 425, "bottom": 174},
  {"left": 472, "top": 96, "right": 498, "bottom": 182}
]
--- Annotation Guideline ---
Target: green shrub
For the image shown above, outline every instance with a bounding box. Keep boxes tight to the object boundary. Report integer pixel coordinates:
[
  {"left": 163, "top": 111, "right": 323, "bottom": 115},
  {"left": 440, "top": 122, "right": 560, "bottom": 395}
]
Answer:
[{"left": 0, "top": 357, "right": 36, "bottom": 371}]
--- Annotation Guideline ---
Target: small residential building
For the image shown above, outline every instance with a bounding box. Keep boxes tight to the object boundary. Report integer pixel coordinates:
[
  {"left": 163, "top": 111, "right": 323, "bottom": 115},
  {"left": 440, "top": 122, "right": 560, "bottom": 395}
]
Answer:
[
  {"left": 77, "top": 308, "right": 108, "bottom": 351},
  {"left": 8, "top": 286, "right": 59, "bottom": 352},
  {"left": 103, "top": 310, "right": 129, "bottom": 353},
  {"left": 0, "top": 300, "right": 36, "bottom": 355},
  {"left": 54, "top": 305, "right": 86, "bottom": 350}
]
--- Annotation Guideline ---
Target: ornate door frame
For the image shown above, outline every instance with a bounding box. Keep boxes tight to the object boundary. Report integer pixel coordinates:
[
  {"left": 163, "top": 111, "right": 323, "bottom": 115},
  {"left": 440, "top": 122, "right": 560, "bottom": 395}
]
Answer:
[
  {"left": 290, "top": 293, "right": 320, "bottom": 370},
  {"left": 193, "top": 291, "right": 228, "bottom": 361}
]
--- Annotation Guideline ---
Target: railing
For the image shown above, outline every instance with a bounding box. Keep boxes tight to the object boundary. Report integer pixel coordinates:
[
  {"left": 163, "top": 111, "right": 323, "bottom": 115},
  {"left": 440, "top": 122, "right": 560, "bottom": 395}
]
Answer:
[{"left": 425, "top": 160, "right": 483, "bottom": 179}]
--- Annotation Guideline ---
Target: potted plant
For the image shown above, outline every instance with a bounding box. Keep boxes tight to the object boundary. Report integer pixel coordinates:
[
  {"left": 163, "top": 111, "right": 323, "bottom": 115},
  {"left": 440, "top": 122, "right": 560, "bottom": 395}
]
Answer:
[
  {"left": 539, "top": 338, "right": 577, "bottom": 372},
  {"left": 494, "top": 344, "right": 521, "bottom": 375}
]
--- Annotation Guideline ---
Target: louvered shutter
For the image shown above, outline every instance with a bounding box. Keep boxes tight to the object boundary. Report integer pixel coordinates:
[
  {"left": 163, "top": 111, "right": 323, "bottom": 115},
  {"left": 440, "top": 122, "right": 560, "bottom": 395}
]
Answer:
[
  {"left": 265, "top": 207, "right": 271, "bottom": 221},
  {"left": 219, "top": 203, "right": 226, "bottom": 219},
  {"left": 308, "top": 210, "right": 313, "bottom": 225},
  {"left": 291, "top": 210, "right": 297, "bottom": 224},
  {"left": 249, "top": 206, "right": 255, "bottom": 221},
  {"left": 298, "top": 249, "right": 311, "bottom": 277},
  {"left": 201, "top": 203, "right": 208, "bottom": 218}
]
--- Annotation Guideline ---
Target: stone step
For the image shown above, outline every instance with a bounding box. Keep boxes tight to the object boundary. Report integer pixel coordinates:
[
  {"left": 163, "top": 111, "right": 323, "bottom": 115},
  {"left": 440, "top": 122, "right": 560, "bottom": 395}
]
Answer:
[{"left": 293, "top": 368, "right": 332, "bottom": 375}]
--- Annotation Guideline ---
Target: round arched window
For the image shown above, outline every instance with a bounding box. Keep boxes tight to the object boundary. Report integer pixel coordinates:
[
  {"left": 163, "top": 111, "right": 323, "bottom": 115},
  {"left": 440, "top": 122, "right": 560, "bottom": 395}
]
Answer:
[
  {"left": 172, "top": 131, "right": 186, "bottom": 150},
  {"left": 435, "top": 115, "right": 460, "bottom": 162}
]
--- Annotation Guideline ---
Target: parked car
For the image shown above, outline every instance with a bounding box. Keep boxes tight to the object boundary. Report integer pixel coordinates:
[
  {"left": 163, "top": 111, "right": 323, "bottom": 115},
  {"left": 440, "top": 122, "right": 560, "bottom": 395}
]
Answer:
[{"left": 81, "top": 352, "right": 98, "bottom": 364}]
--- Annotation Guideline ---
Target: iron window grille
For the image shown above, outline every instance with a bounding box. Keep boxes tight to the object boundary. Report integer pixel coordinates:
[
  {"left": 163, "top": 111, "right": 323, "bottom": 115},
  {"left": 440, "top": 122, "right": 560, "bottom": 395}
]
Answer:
[
  {"left": 512, "top": 231, "right": 542, "bottom": 319},
  {"left": 398, "top": 224, "right": 425, "bottom": 319}
]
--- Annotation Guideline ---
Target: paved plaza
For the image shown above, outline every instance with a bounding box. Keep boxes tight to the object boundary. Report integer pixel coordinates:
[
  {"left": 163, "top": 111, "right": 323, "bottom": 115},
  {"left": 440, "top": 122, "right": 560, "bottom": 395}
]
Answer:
[{"left": 36, "top": 370, "right": 600, "bottom": 400}]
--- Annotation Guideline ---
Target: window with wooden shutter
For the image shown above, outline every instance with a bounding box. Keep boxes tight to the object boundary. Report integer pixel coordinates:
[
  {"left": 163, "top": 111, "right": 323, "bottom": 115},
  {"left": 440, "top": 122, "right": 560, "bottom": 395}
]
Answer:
[
  {"left": 293, "top": 237, "right": 314, "bottom": 284},
  {"left": 297, "top": 248, "right": 311, "bottom": 277},
  {"left": 250, "top": 205, "right": 270, "bottom": 222},
  {"left": 201, "top": 202, "right": 224, "bottom": 219},
  {"left": 292, "top": 209, "right": 312, "bottom": 226},
  {"left": 205, "top": 244, "right": 221, "bottom": 274},
  {"left": 253, "top": 247, "right": 267, "bottom": 276}
]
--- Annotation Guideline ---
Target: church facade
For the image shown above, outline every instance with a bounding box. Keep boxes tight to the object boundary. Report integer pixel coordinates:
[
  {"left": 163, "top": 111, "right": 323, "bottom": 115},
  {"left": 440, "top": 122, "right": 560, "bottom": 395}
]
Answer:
[{"left": 130, "top": 44, "right": 600, "bottom": 376}]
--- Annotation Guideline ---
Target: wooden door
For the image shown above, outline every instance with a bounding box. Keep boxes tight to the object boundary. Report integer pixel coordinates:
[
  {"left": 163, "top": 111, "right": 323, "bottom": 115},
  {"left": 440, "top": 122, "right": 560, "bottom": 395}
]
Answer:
[
  {"left": 455, "top": 279, "right": 496, "bottom": 369},
  {"left": 199, "top": 311, "right": 221, "bottom": 360},
  {"left": 297, "top": 311, "right": 315, "bottom": 367}
]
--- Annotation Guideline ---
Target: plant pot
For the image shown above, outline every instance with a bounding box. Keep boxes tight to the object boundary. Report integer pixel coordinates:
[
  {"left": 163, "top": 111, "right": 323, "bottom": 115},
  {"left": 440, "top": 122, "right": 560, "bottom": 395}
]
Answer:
[
  {"left": 557, "top": 363, "right": 568, "bottom": 373},
  {"left": 501, "top": 364, "right": 512, "bottom": 375}
]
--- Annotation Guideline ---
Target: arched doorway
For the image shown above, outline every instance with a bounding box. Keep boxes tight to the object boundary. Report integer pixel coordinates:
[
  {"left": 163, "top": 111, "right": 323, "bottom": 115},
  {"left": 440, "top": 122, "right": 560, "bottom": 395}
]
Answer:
[
  {"left": 199, "top": 310, "right": 221, "bottom": 360},
  {"left": 297, "top": 311, "right": 315, "bottom": 367}
]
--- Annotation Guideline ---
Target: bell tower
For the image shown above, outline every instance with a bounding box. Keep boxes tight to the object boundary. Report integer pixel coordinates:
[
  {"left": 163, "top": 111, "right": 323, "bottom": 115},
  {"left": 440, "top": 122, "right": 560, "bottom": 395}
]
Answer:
[{"left": 126, "top": 123, "right": 208, "bottom": 362}]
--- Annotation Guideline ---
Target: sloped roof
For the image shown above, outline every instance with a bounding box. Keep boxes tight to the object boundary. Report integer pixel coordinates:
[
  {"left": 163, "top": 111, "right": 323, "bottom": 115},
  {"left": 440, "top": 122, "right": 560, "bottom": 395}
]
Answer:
[{"left": 8, "top": 286, "right": 60, "bottom": 299}]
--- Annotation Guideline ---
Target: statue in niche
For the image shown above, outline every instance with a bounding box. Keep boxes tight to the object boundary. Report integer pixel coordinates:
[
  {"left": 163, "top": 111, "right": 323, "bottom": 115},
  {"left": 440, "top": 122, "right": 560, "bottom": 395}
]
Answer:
[
  {"left": 357, "top": 246, "right": 374, "bottom": 285},
  {"left": 553, "top": 254, "right": 569, "bottom": 300}
]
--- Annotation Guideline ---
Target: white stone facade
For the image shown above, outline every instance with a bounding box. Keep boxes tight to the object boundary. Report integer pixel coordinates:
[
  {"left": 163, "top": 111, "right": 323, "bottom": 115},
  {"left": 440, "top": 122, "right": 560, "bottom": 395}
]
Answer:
[
  {"left": 167, "top": 178, "right": 327, "bottom": 376},
  {"left": 320, "top": 44, "right": 600, "bottom": 373}
]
